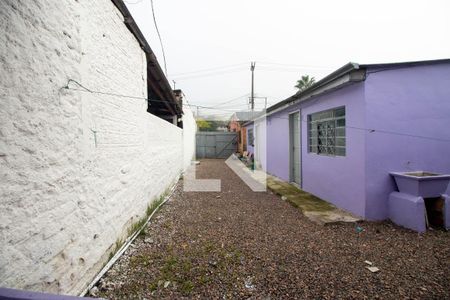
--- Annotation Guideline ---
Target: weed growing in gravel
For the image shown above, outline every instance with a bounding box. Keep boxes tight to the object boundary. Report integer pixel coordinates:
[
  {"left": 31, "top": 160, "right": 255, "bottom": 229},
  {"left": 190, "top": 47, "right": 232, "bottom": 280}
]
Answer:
[
  {"left": 108, "top": 239, "right": 124, "bottom": 261},
  {"left": 180, "top": 280, "right": 194, "bottom": 294},
  {"left": 128, "top": 193, "right": 167, "bottom": 238},
  {"left": 106, "top": 192, "right": 168, "bottom": 263},
  {"left": 130, "top": 241, "right": 245, "bottom": 297},
  {"left": 138, "top": 229, "right": 146, "bottom": 237}
]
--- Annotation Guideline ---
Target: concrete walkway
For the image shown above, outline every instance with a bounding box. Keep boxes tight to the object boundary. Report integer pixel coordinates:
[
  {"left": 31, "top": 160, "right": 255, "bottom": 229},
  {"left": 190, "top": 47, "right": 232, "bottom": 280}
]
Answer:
[
  {"left": 226, "top": 153, "right": 360, "bottom": 224},
  {"left": 266, "top": 176, "right": 361, "bottom": 225}
]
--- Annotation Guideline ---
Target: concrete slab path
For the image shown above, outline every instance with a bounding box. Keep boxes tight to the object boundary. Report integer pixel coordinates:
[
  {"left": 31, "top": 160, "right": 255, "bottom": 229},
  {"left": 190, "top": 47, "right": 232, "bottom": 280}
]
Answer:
[{"left": 266, "top": 175, "right": 361, "bottom": 225}]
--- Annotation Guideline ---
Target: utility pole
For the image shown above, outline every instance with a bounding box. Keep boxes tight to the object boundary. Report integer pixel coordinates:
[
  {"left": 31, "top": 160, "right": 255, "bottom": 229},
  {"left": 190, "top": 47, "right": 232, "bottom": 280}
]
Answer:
[
  {"left": 250, "top": 62, "right": 255, "bottom": 111},
  {"left": 172, "top": 80, "right": 176, "bottom": 89}
]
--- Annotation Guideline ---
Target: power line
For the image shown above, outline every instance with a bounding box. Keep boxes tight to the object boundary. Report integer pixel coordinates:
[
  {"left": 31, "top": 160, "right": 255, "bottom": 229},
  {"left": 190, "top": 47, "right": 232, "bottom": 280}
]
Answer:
[
  {"left": 213, "top": 93, "right": 250, "bottom": 107},
  {"left": 124, "top": 0, "right": 168, "bottom": 75},
  {"left": 256, "top": 61, "right": 333, "bottom": 70},
  {"left": 170, "top": 61, "right": 332, "bottom": 77},
  {"left": 185, "top": 104, "right": 239, "bottom": 112},
  {"left": 257, "top": 67, "right": 328, "bottom": 74},
  {"left": 219, "top": 103, "right": 252, "bottom": 109},
  {"left": 63, "top": 80, "right": 249, "bottom": 111},
  {"left": 170, "top": 63, "right": 248, "bottom": 77},
  {"left": 250, "top": 62, "right": 255, "bottom": 111},
  {"left": 170, "top": 61, "right": 335, "bottom": 80},
  {"left": 61, "top": 80, "right": 450, "bottom": 143},
  {"left": 171, "top": 67, "right": 247, "bottom": 80},
  {"left": 150, "top": 0, "right": 168, "bottom": 76}
]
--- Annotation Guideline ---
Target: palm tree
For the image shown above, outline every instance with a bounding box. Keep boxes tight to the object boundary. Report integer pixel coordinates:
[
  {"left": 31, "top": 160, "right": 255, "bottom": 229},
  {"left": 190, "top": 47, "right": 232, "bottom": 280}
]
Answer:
[{"left": 295, "top": 75, "right": 315, "bottom": 91}]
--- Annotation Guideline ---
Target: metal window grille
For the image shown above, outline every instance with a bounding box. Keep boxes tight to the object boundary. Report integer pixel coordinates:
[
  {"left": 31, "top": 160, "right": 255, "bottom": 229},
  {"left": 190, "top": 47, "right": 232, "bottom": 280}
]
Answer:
[{"left": 308, "top": 107, "right": 346, "bottom": 156}]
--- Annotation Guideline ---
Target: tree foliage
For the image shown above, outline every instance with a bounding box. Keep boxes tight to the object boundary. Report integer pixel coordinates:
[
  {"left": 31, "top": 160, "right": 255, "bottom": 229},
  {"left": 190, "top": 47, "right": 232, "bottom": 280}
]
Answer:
[
  {"left": 295, "top": 75, "right": 316, "bottom": 91},
  {"left": 196, "top": 119, "right": 229, "bottom": 132},
  {"left": 196, "top": 118, "right": 211, "bottom": 130}
]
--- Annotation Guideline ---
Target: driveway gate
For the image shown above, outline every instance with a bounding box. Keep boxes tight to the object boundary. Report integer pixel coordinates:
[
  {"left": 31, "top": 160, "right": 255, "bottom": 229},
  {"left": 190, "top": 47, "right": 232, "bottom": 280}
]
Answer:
[{"left": 196, "top": 132, "right": 237, "bottom": 159}]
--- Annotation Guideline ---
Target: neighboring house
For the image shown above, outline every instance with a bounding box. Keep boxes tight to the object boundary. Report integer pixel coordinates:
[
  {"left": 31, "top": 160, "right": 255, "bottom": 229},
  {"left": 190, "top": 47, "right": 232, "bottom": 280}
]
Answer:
[
  {"left": 0, "top": 0, "right": 196, "bottom": 295},
  {"left": 244, "top": 116, "right": 266, "bottom": 170},
  {"left": 248, "top": 59, "right": 450, "bottom": 221},
  {"left": 229, "top": 111, "right": 261, "bottom": 154}
]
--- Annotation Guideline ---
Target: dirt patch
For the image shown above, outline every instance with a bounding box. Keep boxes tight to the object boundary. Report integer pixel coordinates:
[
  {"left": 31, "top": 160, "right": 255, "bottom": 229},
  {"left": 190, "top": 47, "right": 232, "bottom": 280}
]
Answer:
[{"left": 96, "top": 159, "right": 450, "bottom": 299}]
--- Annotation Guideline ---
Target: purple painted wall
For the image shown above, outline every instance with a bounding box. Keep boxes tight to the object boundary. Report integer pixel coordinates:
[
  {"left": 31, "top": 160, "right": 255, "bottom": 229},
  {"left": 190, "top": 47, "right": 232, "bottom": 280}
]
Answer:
[
  {"left": 265, "top": 62, "right": 450, "bottom": 220},
  {"left": 364, "top": 63, "right": 450, "bottom": 220},
  {"left": 266, "top": 83, "right": 366, "bottom": 217},
  {"left": 267, "top": 110, "right": 290, "bottom": 180},
  {"left": 301, "top": 83, "right": 366, "bottom": 217}
]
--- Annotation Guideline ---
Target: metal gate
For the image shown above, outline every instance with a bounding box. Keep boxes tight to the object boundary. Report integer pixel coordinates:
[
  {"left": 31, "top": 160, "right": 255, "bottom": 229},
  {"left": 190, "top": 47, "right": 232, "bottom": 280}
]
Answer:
[{"left": 196, "top": 132, "right": 237, "bottom": 159}]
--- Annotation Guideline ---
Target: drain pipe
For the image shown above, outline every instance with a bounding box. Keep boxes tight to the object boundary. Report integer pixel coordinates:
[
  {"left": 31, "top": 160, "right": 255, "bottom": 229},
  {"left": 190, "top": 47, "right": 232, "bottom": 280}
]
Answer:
[{"left": 79, "top": 178, "right": 180, "bottom": 297}]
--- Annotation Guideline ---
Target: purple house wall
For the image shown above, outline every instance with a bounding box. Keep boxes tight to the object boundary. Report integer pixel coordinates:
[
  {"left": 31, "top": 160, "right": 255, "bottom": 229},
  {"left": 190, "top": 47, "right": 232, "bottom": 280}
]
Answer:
[
  {"left": 364, "top": 63, "right": 450, "bottom": 219},
  {"left": 266, "top": 83, "right": 367, "bottom": 217},
  {"left": 263, "top": 60, "right": 450, "bottom": 220}
]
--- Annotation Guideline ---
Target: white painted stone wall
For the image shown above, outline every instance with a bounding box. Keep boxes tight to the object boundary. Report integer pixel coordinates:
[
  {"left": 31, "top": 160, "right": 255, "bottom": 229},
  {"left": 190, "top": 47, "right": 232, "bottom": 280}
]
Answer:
[
  {"left": 182, "top": 107, "right": 197, "bottom": 170},
  {"left": 0, "top": 0, "right": 189, "bottom": 295}
]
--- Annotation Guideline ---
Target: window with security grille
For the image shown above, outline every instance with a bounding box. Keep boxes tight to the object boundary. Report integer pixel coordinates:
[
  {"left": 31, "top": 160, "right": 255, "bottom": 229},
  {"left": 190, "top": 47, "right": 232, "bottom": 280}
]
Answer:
[{"left": 308, "top": 107, "right": 345, "bottom": 156}]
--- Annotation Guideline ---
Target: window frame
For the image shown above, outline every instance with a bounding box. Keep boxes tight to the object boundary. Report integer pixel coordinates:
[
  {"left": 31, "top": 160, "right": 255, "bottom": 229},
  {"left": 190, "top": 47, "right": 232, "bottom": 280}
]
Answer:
[{"left": 307, "top": 106, "right": 346, "bottom": 157}]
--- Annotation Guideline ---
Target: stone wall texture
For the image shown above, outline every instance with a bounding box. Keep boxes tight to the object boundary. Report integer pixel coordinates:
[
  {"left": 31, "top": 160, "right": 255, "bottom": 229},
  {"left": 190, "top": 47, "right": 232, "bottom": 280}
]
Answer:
[{"left": 0, "top": 0, "right": 193, "bottom": 295}]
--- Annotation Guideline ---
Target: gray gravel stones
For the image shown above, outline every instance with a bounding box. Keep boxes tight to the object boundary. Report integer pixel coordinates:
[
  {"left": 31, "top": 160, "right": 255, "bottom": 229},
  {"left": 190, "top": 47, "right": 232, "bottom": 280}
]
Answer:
[{"left": 97, "top": 159, "right": 450, "bottom": 299}]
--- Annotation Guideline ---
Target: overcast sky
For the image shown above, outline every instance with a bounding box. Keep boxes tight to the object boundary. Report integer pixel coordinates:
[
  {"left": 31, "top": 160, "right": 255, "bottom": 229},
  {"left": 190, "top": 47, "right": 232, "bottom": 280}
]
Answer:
[{"left": 125, "top": 0, "right": 450, "bottom": 118}]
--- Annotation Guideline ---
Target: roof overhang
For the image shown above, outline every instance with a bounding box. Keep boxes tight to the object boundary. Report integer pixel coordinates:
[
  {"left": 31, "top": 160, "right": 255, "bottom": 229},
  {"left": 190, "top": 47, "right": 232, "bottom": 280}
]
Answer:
[
  {"left": 111, "top": 0, "right": 183, "bottom": 116},
  {"left": 266, "top": 58, "right": 450, "bottom": 117},
  {"left": 267, "top": 63, "right": 366, "bottom": 116}
]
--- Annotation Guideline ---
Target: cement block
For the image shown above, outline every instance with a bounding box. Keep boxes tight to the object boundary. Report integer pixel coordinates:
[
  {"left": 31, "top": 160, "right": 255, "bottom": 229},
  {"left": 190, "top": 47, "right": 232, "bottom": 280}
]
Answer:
[{"left": 388, "top": 192, "right": 426, "bottom": 232}]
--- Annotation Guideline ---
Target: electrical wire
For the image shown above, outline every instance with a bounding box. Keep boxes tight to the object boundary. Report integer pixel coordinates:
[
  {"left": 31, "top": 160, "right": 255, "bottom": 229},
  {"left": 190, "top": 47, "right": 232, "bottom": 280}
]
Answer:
[
  {"left": 212, "top": 93, "right": 250, "bottom": 107},
  {"left": 169, "top": 61, "right": 335, "bottom": 81},
  {"left": 123, "top": 0, "right": 168, "bottom": 75},
  {"left": 62, "top": 80, "right": 450, "bottom": 143},
  {"left": 170, "top": 62, "right": 332, "bottom": 77},
  {"left": 170, "top": 63, "right": 248, "bottom": 77},
  {"left": 63, "top": 80, "right": 250, "bottom": 111},
  {"left": 150, "top": 0, "right": 168, "bottom": 76},
  {"left": 257, "top": 67, "right": 329, "bottom": 74},
  {"left": 256, "top": 61, "right": 333, "bottom": 70},
  {"left": 171, "top": 67, "right": 248, "bottom": 81}
]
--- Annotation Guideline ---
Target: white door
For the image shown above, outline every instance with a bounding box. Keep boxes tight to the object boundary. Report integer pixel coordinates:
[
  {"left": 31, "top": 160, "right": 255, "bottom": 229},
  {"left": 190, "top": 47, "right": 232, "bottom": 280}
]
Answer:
[{"left": 289, "top": 112, "right": 301, "bottom": 185}]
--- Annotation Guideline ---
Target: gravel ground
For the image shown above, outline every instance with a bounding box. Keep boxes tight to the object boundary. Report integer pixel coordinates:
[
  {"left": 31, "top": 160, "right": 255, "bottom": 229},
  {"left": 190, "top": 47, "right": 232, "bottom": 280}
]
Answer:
[{"left": 96, "top": 159, "right": 450, "bottom": 299}]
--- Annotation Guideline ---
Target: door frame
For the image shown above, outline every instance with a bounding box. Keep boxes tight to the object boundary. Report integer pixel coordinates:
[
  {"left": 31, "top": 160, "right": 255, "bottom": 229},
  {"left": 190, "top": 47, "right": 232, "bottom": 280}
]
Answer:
[
  {"left": 254, "top": 123, "right": 260, "bottom": 167},
  {"left": 288, "top": 110, "right": 302, "bottom": 187}
]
